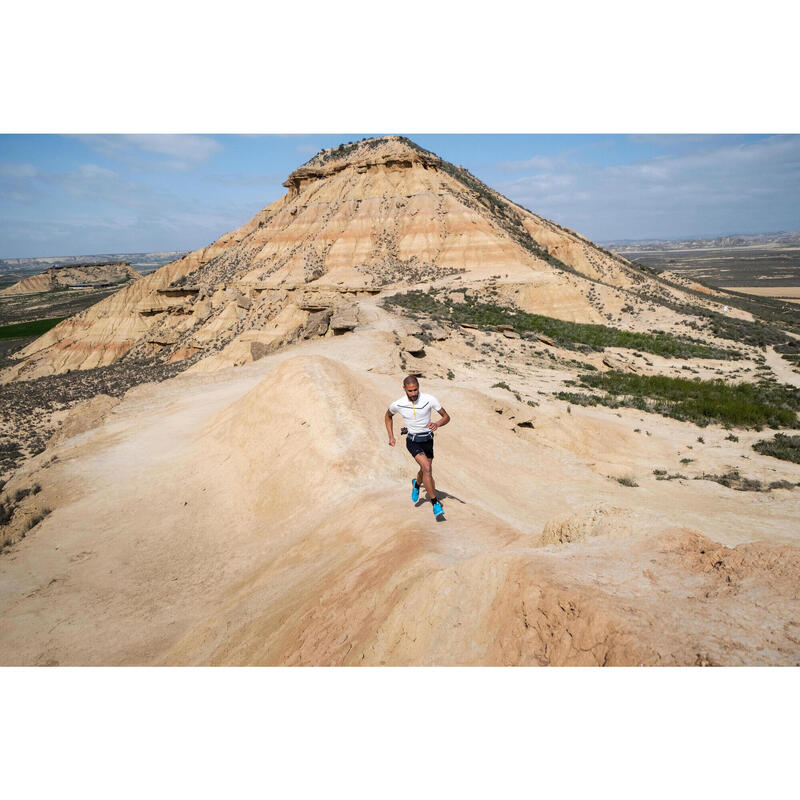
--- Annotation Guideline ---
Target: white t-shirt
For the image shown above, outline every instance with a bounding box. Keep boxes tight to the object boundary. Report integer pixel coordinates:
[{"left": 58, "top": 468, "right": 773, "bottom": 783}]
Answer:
[{"left": 389, "top": 392, "right": 443, "bottom": 435}]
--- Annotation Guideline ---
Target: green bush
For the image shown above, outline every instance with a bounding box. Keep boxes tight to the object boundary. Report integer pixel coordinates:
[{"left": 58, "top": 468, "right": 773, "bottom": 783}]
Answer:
[
  {"left": 571, "top": 371, "right": 800, "bottom": 428},
  {"left": 752, "top": 433, "right": 800, "bottom": 464}
]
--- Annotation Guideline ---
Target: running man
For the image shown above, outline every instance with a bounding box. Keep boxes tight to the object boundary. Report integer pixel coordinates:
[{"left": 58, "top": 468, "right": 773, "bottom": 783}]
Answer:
[{"left": 385, "top": 375, "right": 451, "bottom": 516}]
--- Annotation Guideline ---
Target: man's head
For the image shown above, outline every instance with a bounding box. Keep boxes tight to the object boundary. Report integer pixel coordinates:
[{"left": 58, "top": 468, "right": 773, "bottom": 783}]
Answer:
[{"left": 403, "top": 375, "right": 420, "bottom": 401}]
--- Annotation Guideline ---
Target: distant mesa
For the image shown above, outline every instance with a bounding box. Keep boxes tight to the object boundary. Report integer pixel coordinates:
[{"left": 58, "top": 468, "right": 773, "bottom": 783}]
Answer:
[{"left": 0, "top": 262, "right": 141, "bottom": 296}]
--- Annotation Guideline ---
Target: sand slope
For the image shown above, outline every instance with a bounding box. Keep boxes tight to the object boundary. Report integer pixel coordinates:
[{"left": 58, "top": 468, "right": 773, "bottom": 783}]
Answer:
[{"left": 2, "top": 329, "right": 798, "bottom": 666}]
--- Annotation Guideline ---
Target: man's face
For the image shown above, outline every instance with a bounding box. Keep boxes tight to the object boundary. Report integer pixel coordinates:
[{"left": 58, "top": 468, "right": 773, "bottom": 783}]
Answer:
[{"left": 404, "top": 381, "right": 420, "bottom": 401}]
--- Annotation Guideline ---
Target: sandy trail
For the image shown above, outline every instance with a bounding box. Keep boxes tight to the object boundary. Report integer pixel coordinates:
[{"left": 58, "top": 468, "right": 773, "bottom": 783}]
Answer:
[{"left": 764, "top": 346, "right": 800, "bottom": 388}]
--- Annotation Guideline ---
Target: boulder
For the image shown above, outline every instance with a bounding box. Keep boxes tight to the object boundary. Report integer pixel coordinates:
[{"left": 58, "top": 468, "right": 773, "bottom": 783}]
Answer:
[
  {"left": 536, "top": 333, "right": 556, "bottom": 347},
  {"left": 330, "top": 306, "right": 358, "bottom": 333},
  {"left": 303, "top": 310, "right": 332, "bottom": 339},
  {"left": 502, "top": 330, "right": 520, "bottom": 339},
  {"left": 401, "top": 335, "right": 426, "bottom": 356}
]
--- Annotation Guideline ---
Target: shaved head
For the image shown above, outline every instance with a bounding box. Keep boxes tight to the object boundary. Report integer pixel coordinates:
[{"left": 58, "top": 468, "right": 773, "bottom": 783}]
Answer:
[{"left": 403, "top": 375, "right": 419, "bottom": 387}]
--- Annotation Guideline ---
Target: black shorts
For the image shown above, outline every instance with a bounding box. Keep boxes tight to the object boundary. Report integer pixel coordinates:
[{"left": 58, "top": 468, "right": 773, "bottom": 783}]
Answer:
[{"left": 406, "top": 434, "right": 434, "bottom": 460}]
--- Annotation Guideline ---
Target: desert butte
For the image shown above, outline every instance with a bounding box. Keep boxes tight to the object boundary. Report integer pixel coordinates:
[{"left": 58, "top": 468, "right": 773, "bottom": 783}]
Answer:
[{"left": 1, "top": 136, "right": 799, "bottom": 665}]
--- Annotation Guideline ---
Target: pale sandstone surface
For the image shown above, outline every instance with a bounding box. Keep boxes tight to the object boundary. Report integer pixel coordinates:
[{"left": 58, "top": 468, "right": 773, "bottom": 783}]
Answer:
[{"left": 1, "top": 326, "right": 799, "bottom": 666}]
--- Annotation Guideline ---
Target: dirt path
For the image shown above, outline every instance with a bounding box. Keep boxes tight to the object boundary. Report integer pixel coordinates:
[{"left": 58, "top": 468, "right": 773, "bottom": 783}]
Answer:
[{"left": 765, "top": 346, "right": 800, "bottom": 388}]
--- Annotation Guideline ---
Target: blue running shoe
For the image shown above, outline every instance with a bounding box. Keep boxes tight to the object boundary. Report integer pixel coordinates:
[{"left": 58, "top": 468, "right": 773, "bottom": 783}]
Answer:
[
  {"left": 411, "top": 479, "right": 420, "bottom": 503},
  {"left": 432, "top": 500, "right": 443, "bottom": 516}
]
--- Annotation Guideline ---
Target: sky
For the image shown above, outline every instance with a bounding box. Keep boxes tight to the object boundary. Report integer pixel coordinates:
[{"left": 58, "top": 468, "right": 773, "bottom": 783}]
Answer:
[{"left": 1, "top": 133, "right": 798, "bottom": 259}]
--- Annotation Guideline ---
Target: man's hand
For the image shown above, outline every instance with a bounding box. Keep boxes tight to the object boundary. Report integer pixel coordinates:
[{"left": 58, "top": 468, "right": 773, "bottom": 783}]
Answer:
[
  {"left": 427, "top": 422, "right": 438, "bottom": 431},
  {"left": 388, "top": 436, "right": 396, "bottom": 447}
]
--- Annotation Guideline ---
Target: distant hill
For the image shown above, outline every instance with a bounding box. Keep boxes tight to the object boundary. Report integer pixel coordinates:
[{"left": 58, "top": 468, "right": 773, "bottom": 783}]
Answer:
[
  {"left": 0, "top": 251, "right": 189, "bottom": 278},
  {"left": 604, "top": 232, "right": 800, "bottom": 252},
  {"left": 0, "top": 262, "right": 141, "bottom": 296}
]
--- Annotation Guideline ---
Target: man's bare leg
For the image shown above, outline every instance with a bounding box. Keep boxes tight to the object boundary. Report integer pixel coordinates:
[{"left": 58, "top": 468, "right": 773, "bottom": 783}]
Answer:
[{"left": 414, "top": 453, "right": 436, "bottom": 500}]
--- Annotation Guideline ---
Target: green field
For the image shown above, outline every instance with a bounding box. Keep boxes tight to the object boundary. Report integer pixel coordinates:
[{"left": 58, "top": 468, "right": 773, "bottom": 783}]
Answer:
[{"left": 0, "top": 317, "right": 66, "bottom": 340}]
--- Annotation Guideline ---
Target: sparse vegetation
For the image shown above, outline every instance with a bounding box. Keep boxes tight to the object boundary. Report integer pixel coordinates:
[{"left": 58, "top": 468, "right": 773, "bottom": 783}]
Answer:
[
  {"left": 615, "top": 476, "right": 639, "bottom": 487},
  {"left": 384, "top": 290, "right": 739, "bottom": 360},
  {"left": 561, "top": 372, "right": 800, "bottom": 429},
  {"left": 24, "top": 507, "right": 52, "bottom": 531},
  {"left": 693, "top": 470, "right": 794, "bottom": 492},
  {"left": 752, "top": 433, "right": 800, "bottom": 464},
  {"left": 653, "top": 469, "right": 688, "bottom": 481}
]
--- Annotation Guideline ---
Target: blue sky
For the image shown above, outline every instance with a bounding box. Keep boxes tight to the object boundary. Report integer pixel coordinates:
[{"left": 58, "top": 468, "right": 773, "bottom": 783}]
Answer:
[{"left": 1, "top": 134, "right": 798, "bottom": 258}]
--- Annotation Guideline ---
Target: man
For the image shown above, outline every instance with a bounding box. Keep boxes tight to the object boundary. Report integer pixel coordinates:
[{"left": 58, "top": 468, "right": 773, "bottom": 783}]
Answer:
[{"left": 385, "top": 375, "right": 451, "bottom": 517}]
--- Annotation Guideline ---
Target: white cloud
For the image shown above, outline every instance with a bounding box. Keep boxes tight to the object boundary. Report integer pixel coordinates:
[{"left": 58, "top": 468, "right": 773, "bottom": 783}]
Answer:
[
  {"left": 74, "top": 134, "right": 223, "bottom": 169},
  {"left": 495, "top": 135, "right": 800, "bottom": 240},
  {"left": 0, "top": 162, "right": 40, "bottom": 179},
  {"left": 496, "top": 154, "right": 561, "bottom": 172}
]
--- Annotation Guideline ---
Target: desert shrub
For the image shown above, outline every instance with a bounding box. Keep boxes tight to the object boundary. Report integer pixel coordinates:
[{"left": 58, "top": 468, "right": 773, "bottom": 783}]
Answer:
[
  {"left": 574, "top": 371, "right": 800, "bottom": 429},
  {"left": 768, "top": 480, "right": 796, "bottom": 490},
  {"left": 752, "top": 433, "right": 800, "bottom": 464},
  {"left": 616, "top": 476, "right": 638, "bottom": 487},
  {"left": 24, "top": 507, "right": 52, "bottom": 531},
  {"left": 694, "top": 471, "right": 769, "bottom": 492}
]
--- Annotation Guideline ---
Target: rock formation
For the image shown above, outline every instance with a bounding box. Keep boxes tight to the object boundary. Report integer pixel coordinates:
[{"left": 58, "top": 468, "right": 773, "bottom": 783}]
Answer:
[{"left": 3, "top": 136, "right": 734, "bottom": 383}]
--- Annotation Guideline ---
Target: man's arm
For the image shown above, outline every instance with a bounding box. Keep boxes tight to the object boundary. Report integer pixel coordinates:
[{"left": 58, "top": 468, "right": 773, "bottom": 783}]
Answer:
[
  {"left": 385, "top": 409, "right": 396, "bottom": 446},
  {"left": 427, "top": 407, "right": 450, "bottom": 432}
]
